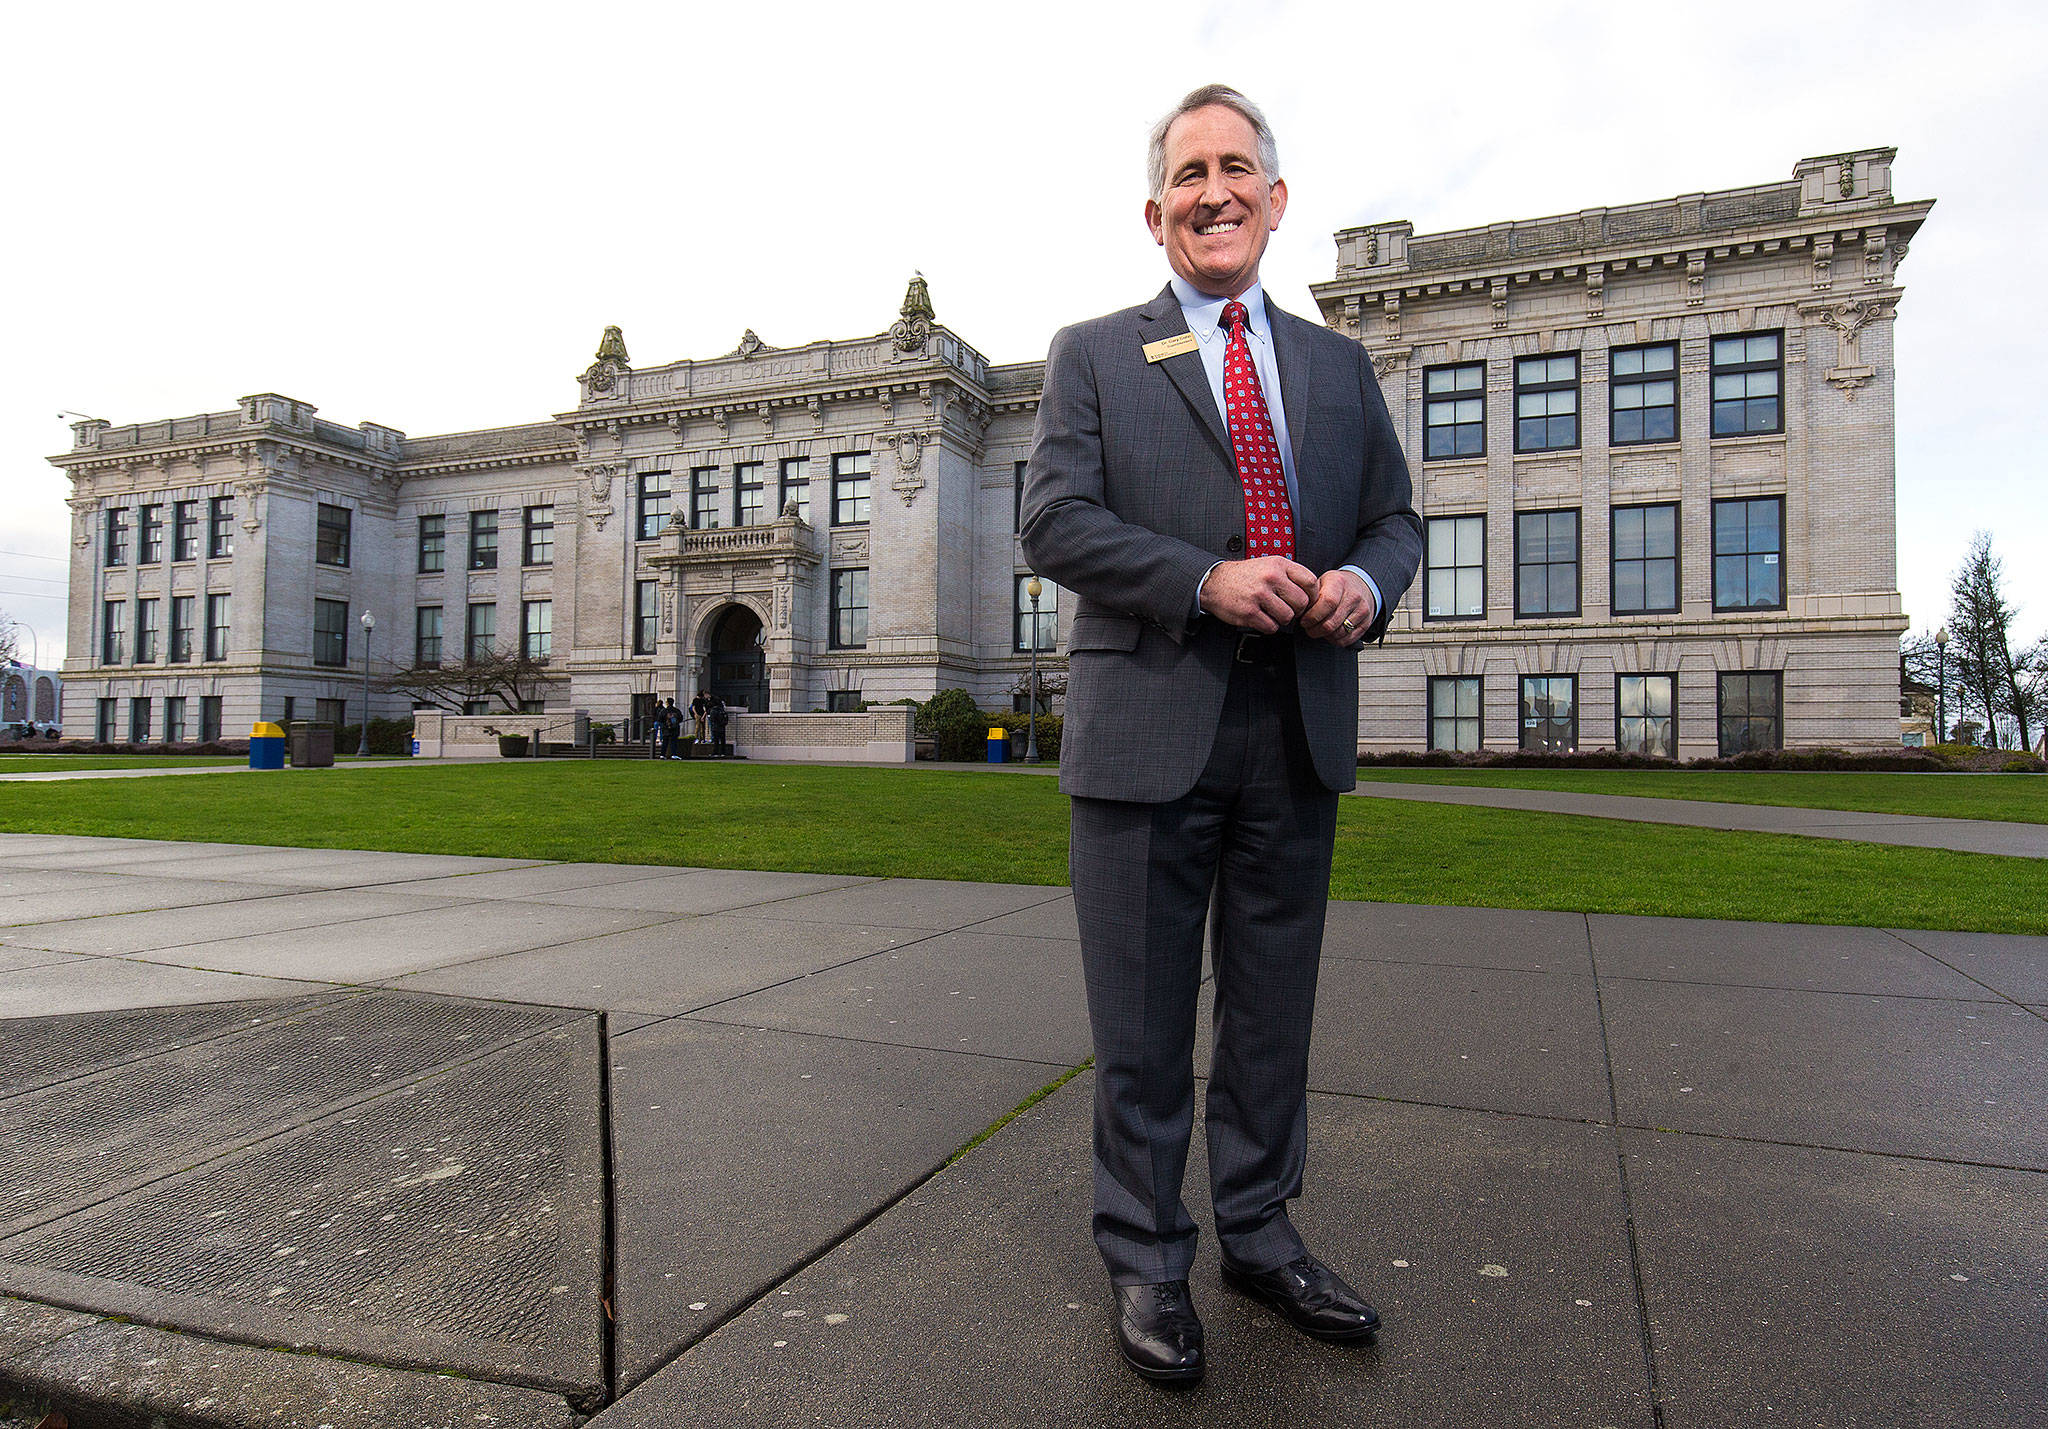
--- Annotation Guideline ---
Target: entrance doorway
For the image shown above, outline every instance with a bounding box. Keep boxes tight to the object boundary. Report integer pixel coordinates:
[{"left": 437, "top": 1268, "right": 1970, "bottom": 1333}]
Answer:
[{"left": 707, "top": 605, "right": 767, "bottom": 713}]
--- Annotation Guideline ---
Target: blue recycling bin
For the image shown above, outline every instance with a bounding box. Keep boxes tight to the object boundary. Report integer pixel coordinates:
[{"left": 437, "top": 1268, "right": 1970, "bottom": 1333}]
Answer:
[
  {"left": 249, "top": 721, "right": 286, "bottom": 770},
  {"left": 986, "top": 726, "right": 1008, "bottom": 764}
]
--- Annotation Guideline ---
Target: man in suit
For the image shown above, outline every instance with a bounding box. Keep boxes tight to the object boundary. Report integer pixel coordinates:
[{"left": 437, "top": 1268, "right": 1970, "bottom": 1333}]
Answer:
[{"left": 1020, "top": 84, "right": 1422, "bottom": 1384}]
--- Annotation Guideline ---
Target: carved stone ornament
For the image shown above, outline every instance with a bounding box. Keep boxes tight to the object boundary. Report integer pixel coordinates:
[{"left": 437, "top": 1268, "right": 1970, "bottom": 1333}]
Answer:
[
  {"left": 577, "top": 461, "right": 623, "bottom": 530},
  {"left": 1369, "top": 348, "right": 1410, "bottom": 381},
  {"left": 734, "top": 329, "right": 765, "bottom": 359},
  {"left": 879, "top": 429, "right": 932, "bottom": 505},
  {"left": 1586, "top": 263, "right": 1605, "bottom": 319},
  {"left": 1838, "top": 159, "right": 1855, "bottom": 197},
  {"left": 1813, "top": 238, "right": 1834, "bottom": 291},
  {"left": 889, "top": 271, "right": 936, "bottom": 354},
  {"left": 1489, "top": 278, "right": 1508, "bottom": 330},
  {"left": 1382, "top": 293, "right": 1401, "bottom": 340},
  {"left": 773, "top": 582, "right": 792, "bottom": 632},
  {"left": 67, "top": 496, "right": 96, "bottom": 547},
  {"left": 1685, "top": 253, "right": 1706, "bottom": 307},
  {"left": 235, "top": 480, "right": 265, "bottom": 532},
  {"left": 581, "top": 325, "right": 631, "bottom": 397},
  {"left": 1801, "top": 296, "right": 1895, "bottom": 397}
]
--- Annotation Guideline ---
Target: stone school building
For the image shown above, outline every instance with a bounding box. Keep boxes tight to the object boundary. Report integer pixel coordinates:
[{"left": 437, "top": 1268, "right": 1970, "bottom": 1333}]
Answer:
[{"left": 52, "top": 149, "right": 1929, "bottom": 758}]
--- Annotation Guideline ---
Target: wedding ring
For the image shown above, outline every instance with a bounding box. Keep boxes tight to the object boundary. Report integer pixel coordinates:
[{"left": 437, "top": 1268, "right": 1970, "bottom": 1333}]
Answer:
[{"left": 1341, "top": 616, "right": 1355, "bottom": 632}]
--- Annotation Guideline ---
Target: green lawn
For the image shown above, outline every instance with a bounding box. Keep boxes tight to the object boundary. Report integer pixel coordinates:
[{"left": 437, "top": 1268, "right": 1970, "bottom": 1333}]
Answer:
[
  {"left": 0, "top": 754, "right": 247, "bottom": 772},
  {"left": 1355, "top": 767, "right": 2048, "bottom": 824},
  {"left": 0, "top": 761, "right": 2041, "bottom": 934}
]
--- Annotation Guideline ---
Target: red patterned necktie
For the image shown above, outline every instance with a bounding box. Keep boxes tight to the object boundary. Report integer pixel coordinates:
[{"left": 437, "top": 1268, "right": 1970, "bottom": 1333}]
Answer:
[{"left": 1220, "top": 300, "right": 1294, "bottom": 559}]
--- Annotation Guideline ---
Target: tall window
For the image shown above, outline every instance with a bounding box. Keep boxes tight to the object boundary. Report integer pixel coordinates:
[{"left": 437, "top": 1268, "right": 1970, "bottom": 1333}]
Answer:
[
  {"left": 418, "top": 513, "right": 446, "bottom": 573},
  {"left": 1514, "top": 510, "right": 1580, "bottom": 618},
  {"left": 466, "top": 602, "right": 497, "bottom": 661},
  {"left": 169, "top": 595, "right": 195, "bottom": 662},
  {"left": 316, "top": 698, "right": 347, "bottom": 728},
  {"left": 136, "top": 598, "right": 161, "bottom": 662},
  {"left": 314, "top": 599, "right": 349, "bottom": 667},
  {"left": 130, "top": 698, "right": 152, "bottom": 744},
  {"left": 735, "top": 462, "right": 765, "bottom": 526},
  {"left": 1612, "top": 504, "right": 1680, "bottom": 615},
  {"left": 1428, "top": 675, "right": 1482, "bottom": 752},
  {"left": 164, "top": 697, "right": 187, "bottom": 744},
  {"left": 205, "top": 594, "right": 230, "bottom": 661},
  {"left": 1515, "top": 354, "right": 1579, "bottom": 452},
  {"left": 633, "top": 579, "right": 658, "bottom": 655},
  {"left": 832, "top": 452, "right": 872, "bottom": 525},
  {"left": 523, "top": 504, "right": 554, "bottom": 565},
  {"left": 1711, "top": 332, "right": 1782, "bottom": 435},
  {"left": 690, "top": 468, "right": 720, "bottom": 530},
  {"left": 172, "top": 500, "right": 199, "bottom": 561},
  {"left": 830, "top": 568, "right": 869, "bottom": 648},
  {"left": 316, "top": 503, "right": 352, "bottom": 566},
  {"left": 415, "top": 606, "right": 443, "bottom": 667},
  {"left": 778, "top": 457, "right": 810, "bottom": 523},
  {"left": 105, "top": 508, "right": 130, "bottom": 566},
  {"left": 1712, "top": 496, "right": 1784, "bottom": 611},
  {"left": 1014, "top": 575, "right": 1061, "bottom": 652},
  {"left": 1718, "top": 671, "right": 1783, "bottom": 755},
  {"left": 101, "top": 600, "right": 127, "bottom": 664},
  {"left": 207, "top": 497, "right": 234, "bottom": 558},
  {"left": 138, "top": 504, "right": 164, "bottom": 563},
  {"left": 1014, "top": 460, "right": 1028, "bottom": 532},
  {"left": 199, "top": 695, "right": 222, "bottom": 743},
  {"left": 522, "top": 600, "right": 553, "bottom": 660},
  {"left": 1617, "top": 674, "right": 1677, "bottom": 758},
  {"left": 1519, "top": 676, "right": 1577, "bottom": 752},
  {"left": 1423, "top": 363, "right": 1485, "bottom": 459},
  {"left": 97, "top": 698, "right": 117, "bottom": 742},
  {"left": 468, "top": 510, "right": 499, "bottom": 570},
  {"left": 1611, "top": 343, "right": 1678, "bottom": 444},
  {"left": 637, "top": 472, "right": 671, "bottom": 540},
  {"left": 1424, "top": 514, "right": 1485, "bottom": 621}
]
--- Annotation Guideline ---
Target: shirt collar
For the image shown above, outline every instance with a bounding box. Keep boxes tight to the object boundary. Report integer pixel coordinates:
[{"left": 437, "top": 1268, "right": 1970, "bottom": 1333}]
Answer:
[{"left": 1169, "top": 275, "right": 1268, "bottom": 343}]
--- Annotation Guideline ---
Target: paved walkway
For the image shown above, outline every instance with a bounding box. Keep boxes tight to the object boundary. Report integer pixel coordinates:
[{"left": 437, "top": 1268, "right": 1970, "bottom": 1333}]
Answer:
[{"left": 0, "top": 836, "right": 2042, "bottom": 1426}]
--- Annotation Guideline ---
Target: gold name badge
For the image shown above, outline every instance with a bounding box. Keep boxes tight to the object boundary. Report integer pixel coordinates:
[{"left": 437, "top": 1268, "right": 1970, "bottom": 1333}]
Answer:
[{"left": 1142, "top": 332, "right": 1200, "bottom": 364}]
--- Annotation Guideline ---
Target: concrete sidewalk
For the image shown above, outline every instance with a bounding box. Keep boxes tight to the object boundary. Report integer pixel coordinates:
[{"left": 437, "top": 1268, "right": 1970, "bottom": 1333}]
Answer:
[{"left": 0, "top": 836, "right": 2041, "bottom": 1427}]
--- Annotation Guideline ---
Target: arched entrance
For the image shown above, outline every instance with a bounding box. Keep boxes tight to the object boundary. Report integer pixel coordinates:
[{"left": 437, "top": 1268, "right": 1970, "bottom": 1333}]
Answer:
[{"left": 706, "top": 605, "right": 767, "bottom": 713}]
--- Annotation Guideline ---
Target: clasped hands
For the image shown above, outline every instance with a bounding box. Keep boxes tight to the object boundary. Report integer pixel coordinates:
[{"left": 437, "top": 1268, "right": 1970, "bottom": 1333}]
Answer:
[{"left": 1200, "top": 557, "right": 1375, "bottom": 646}]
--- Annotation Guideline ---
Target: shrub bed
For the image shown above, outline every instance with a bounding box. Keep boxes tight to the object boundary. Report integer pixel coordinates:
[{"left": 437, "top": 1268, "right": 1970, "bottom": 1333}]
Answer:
[{"left": 1357, "top": 745, "right": 2043, "bottom": 774}]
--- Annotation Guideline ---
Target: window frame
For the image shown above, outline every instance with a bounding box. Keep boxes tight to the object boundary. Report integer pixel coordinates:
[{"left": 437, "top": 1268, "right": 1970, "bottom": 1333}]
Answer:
[
  {"left": 414, "top": 605, "right": 443, "bottom": 668},
  {"left": 313, "top": 598, "right": 350, "bottom": 668},
  {"left": 138, "top": 503, "right": 164, "bottom": 564},
  {"left": 199, "top": 695, "right": 222, "bottom": 743},
  {"left": 465, "top": 602, "right": 496, "bottom": 662},
  {"left": 204, "top": 594, "right": 230, "bottom": 661},
  {"left": 1710, "top": 330, "right": 1784, "bottom": 437},
  {"left": 129, "top": 697, "right": 151, "bottom": 744},
  {"left": 207, "top": 497, "right": 234, "bottom": 558},
  {"left": 172, "top": 500, "right": 199, "bottom": 561},
  {"left": 735, "top": 462, "right": 765, "bottom": 527},
  {"left": 1426, "top": 674, "right": 1483, "bottom": 752},
  {"left": 316, "top": 503, "right": 352, "bottom": 567},
  {"left": 101, "top": 599, "right": 127, "bottom": 665},
  {"left": 1717, "top": 670, "right": 1784, "bottom": 756},
  {"left": 829, "top": 568, "right": 869, "bottom": 649},
  {"left": 1422, "top": 362, "right": 1487, "bottom": 461},
  {"left": 522, "top": 504, "right": 554, "bottom": 566},
  {"left": 1014, "top": 574, "right": 1060, "bottom": 652},
  {"left": 135, "top": 598, "right": 161, "bottom": 663},
  {"left": 164, "top": 696, "right": 186, "bottom": 744},
  {"left": 96, "top": 697, "right": 117, "bottom": 743},
  {"left": 1513, "top": 353, "right": 1580, "bottom": 454},
  {"left": 418, "top": 513, "right": 446, "bottom": 573},
  {"left": 636, "top": 472, "right": 672, "bottom": 541},
  {"left": 831, "top": 452, "right": 872, "bottom": 526},
  {"left": 778, "top": 458, "right": 810, "bottom": 524},
  {"left": 1610, "top": 502, "right": 1682, "bottom": 616},
  {"left": 688, "top": 467, "right": 720, "bottom": 531},
  {"left": 1513, "top": 508, "right": 1581, "bottom": 620},
  {"left": 468, "top": 509, "right": 499, "bottom": 571},
  {"left": 1423, "top": 513, "right": 1487, "bottom": 623},
  {"left": 522, "top": 599, "right": 553, "bottom": 661},
  {"left": 1711, "top": 495, "right": 1787, "bottom": 613},
  {"left": 1014, "top": 460, "right": 1028, "bottom": 533},
  {"left": 169, "top": 595, "right": 195, "bottom": 663},
  {"left": 1609, "top": 341, "right": 1680, "bottom": 446},
  {"left": 1518, "top": 674, "right": 1579, "bottom": 753},
  {"left": 105, "top": 508, "right": 130, "bottom": 566},
  {"left": 633, "top": 579, "right": 659, "bottom": 656},
  {"left": 1615, "top": 672, "right": 1679, "bottom": 759}
]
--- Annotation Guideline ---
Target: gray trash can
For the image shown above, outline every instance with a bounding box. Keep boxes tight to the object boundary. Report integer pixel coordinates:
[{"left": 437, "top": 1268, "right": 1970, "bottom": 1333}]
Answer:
[{"left": 288, "top": 722, "right": 336, "bottom": 768}]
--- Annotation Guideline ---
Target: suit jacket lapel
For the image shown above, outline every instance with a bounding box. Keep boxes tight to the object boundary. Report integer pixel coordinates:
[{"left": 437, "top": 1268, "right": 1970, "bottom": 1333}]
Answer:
[{"left": 1137, "top": 285, "right": 1229, "bottom": 457}]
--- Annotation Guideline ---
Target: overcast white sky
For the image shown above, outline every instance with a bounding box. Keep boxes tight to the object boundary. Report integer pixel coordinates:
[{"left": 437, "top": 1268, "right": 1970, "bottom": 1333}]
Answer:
[{"left": 3, "top": 0, "right": 2043, "bottom": 669}]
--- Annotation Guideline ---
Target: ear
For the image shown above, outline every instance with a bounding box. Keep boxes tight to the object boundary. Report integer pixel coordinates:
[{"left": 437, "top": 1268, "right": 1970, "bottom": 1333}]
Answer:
[
  {"left": 1267, "top": 177, "right": 1289, "bottom": 231},
  {"left": 1144, "top": 197, "right": 1165, "bottom": 247}
]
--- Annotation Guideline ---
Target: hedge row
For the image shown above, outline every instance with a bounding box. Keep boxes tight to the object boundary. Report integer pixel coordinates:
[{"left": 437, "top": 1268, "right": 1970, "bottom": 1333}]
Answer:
[{"left": 1356, "top": 746, "right": 2045, "bottom": 774}]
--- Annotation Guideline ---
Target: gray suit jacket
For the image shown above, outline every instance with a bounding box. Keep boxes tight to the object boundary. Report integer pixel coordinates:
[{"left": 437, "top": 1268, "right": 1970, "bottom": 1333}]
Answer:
[{"left": 1020, "top": 284, "right": 1422, "bottom": 803}]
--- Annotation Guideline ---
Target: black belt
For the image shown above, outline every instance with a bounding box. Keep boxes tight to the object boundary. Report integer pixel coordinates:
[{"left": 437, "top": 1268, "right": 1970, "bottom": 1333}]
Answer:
[{"left": 1233, "top": 632, "right": 1295, "bottom": 666}]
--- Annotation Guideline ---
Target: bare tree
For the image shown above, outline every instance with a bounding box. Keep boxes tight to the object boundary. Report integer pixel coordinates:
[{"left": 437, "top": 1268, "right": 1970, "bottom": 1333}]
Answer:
[
  {"left": 0, "top": 611, "right": 17, "bottom": 667},
  {"left": 384, "top": 645, "right": 560, "bottom": 714},
  {"left": 1899, "top": 630, "right": 1962, "bottom": 741},
  {"left": 1947, "top": 532, "right": 2031, "bottom": 750}
]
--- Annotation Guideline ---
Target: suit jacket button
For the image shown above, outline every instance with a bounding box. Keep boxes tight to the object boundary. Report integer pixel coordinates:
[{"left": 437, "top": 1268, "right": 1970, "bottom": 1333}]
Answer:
[{"left": 1226, "top": 534, "right": 1244, "bottom": 553}]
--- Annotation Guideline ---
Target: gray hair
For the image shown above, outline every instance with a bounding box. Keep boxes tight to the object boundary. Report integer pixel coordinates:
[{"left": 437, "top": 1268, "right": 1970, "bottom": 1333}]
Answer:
[{"left": 1146, "top": 84, "right": 1281, "bottom": 201}]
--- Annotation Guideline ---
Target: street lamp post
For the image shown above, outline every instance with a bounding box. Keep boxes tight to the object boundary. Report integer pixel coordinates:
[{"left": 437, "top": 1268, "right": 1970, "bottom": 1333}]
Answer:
[
  {"left": 1934, "top": 625, "right": 1949, "bottom": 745},
  {"left": 358, "top": 610, "right": 376, "bottom": 756},
  {"left": 1024, "top": 575, "right": 1043, "bottom": 763}
]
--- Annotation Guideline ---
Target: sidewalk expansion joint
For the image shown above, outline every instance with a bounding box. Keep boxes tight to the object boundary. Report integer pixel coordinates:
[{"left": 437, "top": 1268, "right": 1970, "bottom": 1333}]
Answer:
[{"left": 1880, "top": 928, "right": 2048, "bottom": 1022}]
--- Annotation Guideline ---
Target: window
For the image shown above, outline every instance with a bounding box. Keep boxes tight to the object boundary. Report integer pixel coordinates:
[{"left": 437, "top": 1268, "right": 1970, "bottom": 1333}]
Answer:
[
  {"left": 316, "top": 698, "right": 346, "bottom": 729},
  {"left": 139, "top": 504, "right": 164, "bottom": 564},
  {"left": 1611, "top": 343, "right": 1678, "bottom": 445},
  {"left": 1519, "top": 675, "right": 1577, "bottom": 753},
  {"left": 136, "top": 598, "right": 161, "bottom": 662},
  {"left": 418, "top": 513, "right": 446, "bottom": 573},
  {"left": 735, "top": 463, "right": 765, "bottom": 526},
  {"left": 1015, "top": 575, "right": 1062, "bottom": 651},
  {"left": 314, "top": 599, "right": 350, "bottom": 667},
  {"left": 199, "top": 695, "right": 222, "bottom": 743},
  {"left": 830, "top": 568, "right": 869, "bottom": 648},
  {"left": 523, "top": 504, "right": 554, "bottom": 565},
  {"left": 466, "top": 602, "right": 497, "bottom": 661},
  {"left": 169, "top": 595, "right": 195, "bottom": 663},
  {"left": 415, "top": 606, "right": 443, "bottom": 667},
  {"left": 173, "top": 500, "right": 199, "bottom": 561},
  {"left": 1515, "top": 354, "right": 1579, "bottom": 452},
  {"left": 101, "top": 600, "right": 127, "bottom": 664},
  {"left": 282, "top": 697, "right": 296, "bottom": 725},
  {"left": 1712, "top": 496, "right": 1784, "bottom": 611},
  {"left": 204, "top": 594, "right": 230, "bottom": 661},
  {"left": 1617, "top": 674, "right": 1677, "bottom": 759},
  {"left": 208, "top": 497, "right": 234, "bottom": 558},
  {"left": 468, "top": 510, "right": 499, "bottom": 570},
  {"left": 778, "top": 457, "right": 810, "bottom": 523},
  {"left": 1428, "top": 675, "right": 1482, "bottom": 752},
  {"left": 1014, "top": 460, "right": 1028, "bottom": 532},
  {"left": 629, "top": 692, "right": 658, "bottom": 742},
  {"left": 1718, "top": 671, "right": 1783, "bottom": 755},
  {"left": 316, "top": 503, "right": 352, "bottom": 566},
  {"left": 1514, "top": 510, "right": 1580, "bottom": 618},
  {"left": 164, "top": 697, "right": 186, "bottom": 744},
  {"left": 1424, "top": 515, "right": 1485, "bottom": 620},
  {"left": 827, "top": 690, "right": 863, "bottom": 713},
  {"left": 1423, "top": 363, "right": 1485, "bottom": 459},
  {"left": 1612, "top": 504, "right": 1680, "bottom": 615},
  {"left": 96, "top": 698, "right": 116, "bottom": 742},
  {"left": 461, "top": 700, "right": 491, "bottom": 716},
  {"left": 1711, "top": 332, "right": 1782, "bottom": 435},
  {"left": 522, "top": 600, "right": 552, "bottom": 660},
  {"left": 832, "top": 453, "right": 872, "bottom": 525},
  {"left": 129, "top": 698, "right": 151, "bottom": 744},
  {"left": 105, "top": 508, "right": 130, "bottom": 566},
  {"left": 691, "top": 468, "right": 721, "bottom": 530},
  {"left": 637, "top": 472, "right": 671, "bottom": 540},
  {"left": 633, "top": 579, "right": 659, "bottom": 656}
]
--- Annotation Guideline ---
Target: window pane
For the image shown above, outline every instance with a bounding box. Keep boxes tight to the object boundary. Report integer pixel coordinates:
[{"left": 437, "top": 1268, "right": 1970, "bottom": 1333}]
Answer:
[
  {"left": 1643, "top": 346, "right": 1675, "bottom": 372},
  {"left": 1643, "top": 408, "right": 1675, "bottom": 441},
  {"left": 1713, "top": 374, "right": 1746, "bottom": 400},
  {"left": 1750, "top": 554, "right": 1780, "bottom": 604},
  {"left": 1748, "top": 334, "right": 1779, "bottom": 362},
  {"left": 1516, "top": 518, "right": 1545, "bottom": 565},
  {"left": 1712, "top": 405, "right": 1745, "bottom": 435},
  {"left": 1643, "top": 380, "right": 1675, "bottom": 407},
  {"left": 1644, "top": 561, "right": 1676, "bottom": 609},
  {"left": 1518, "top": 393, "right": 1546, "bottom": 419},
  {"left": 1748, "top": 500, "right": 1780, "bottom": 549},
  {"left": 1713, "top": 337, "right": 1745, "bottom": 365},
  {"left": 1519, "top": 567, "right": 1546, "bottom": 612},
  {"left": 1548, "top": 513, "right": 1577, "bottom": 561},
  {"left": 1614, "top": 384, "right": 1644, "bottom": 411},
  {"left": 1614, "top": 563, "right": 1645, "bottom": 612},
  {"left": 1613, "top": 409, "right": 1644, "bottom": 443},
  {"left": 1550, "top": 566, "right": 1576, "bottom": 612},
  {"left": 1747, "top": 398, "right": 1780, "bottom": 431},
  {"left": 1456, "top": 425, "right": 1483, "bottom": 455},
  {"left": 1517, "top": 357, "right": 1546, "bottom": 383},
  {"left": 1428, "top": 520, "right": 1456, "bottom": 567},
  {"left": 1612, "top": 348, "right": 1642, "bottom": 377},
  {"left": 1456, "top": 398, "right": 1483, "bottom": 424},
  {"left": 1716, "top": 554, "right": 1746, "bottom": 603},
  {"left": 1456, "top": 365, "right": 1483, "bottom": 391},
  {"left": 1426, "top": 369, "right": 1454, "bottom": 393},
  {"left": 1456, "top": 568, "right": 1482, "bottom": 615},
  {"left": 1614, "top": 507, "right": 1644, "bottom": 556}
]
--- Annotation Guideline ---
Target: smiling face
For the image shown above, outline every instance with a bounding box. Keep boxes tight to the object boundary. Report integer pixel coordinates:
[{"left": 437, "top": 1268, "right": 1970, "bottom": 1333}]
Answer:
[{"left": 1144, "top": 103, "right": 1288, "bottom": 299}]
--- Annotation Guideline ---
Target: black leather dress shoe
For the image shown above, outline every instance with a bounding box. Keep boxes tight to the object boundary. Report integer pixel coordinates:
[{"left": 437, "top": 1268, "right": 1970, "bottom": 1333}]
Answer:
[
  {"left": 1113, "top": 1280, "right": 1205, "bottom": 1383},
  {"left": 1221, "top": 1252, "right": 1381, "bottom": 1341}
]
